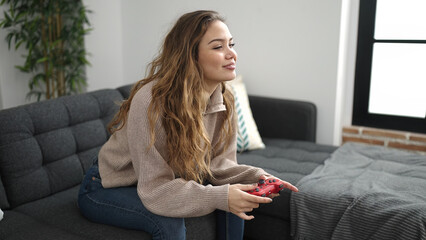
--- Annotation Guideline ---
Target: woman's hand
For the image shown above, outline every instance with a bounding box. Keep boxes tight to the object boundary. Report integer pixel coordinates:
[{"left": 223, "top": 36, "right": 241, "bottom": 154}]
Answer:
[
  {"left": 228, "top": 184, "right": 273, "bottom": 220},
  {"left": 259, "top": 175, "right": 299, "bottom": 199}
]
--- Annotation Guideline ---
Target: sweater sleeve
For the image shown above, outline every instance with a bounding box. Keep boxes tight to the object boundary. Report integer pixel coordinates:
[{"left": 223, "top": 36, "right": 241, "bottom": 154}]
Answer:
[
  {"left": 208, "top": 112, "right": 271, "bottom": 186},
  {"left": 127, "top": 89, "right": 229, "bottom": 218}
]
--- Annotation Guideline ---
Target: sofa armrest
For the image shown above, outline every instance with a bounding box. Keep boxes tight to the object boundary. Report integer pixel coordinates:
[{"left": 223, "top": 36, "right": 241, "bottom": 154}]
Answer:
[{"left": 248, "top": 95, "right": 317, "bottom": 142}]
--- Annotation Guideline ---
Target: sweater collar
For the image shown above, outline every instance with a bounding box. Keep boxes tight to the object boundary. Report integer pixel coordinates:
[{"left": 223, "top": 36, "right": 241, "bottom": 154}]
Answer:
[{"left": 205, "top": 84, "right": 226, "bottom": 115}]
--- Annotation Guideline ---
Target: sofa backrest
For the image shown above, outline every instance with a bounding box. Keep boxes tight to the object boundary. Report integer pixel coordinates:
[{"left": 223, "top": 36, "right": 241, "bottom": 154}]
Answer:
[
  {"left": 0, "top": 88, "right": 124, "bottom": 209},
  {"left": 248, "top": 96, "right": 317, "bottom": 142}
]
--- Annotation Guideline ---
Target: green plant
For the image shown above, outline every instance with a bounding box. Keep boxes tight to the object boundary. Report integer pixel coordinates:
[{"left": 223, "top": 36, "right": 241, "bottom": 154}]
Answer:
[{"left": 0, "top": 0, "right": 91, "bottom": 100}]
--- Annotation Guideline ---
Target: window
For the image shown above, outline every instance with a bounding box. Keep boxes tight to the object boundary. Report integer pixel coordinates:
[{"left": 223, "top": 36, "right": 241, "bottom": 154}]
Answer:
[{"left": 353, "top": 0, "right": 426, "bottom": 134}]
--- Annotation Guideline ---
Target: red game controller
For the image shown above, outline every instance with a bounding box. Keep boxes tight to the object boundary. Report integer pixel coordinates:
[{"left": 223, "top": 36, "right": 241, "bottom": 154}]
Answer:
[{"left": 246, "top": 178, "right": 285, "bottom": 197}]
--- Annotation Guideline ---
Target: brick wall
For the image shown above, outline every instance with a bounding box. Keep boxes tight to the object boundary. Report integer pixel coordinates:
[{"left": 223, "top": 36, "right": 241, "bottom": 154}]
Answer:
[{"left": 342, "top": 126, "right": 426, "bottom": 154}]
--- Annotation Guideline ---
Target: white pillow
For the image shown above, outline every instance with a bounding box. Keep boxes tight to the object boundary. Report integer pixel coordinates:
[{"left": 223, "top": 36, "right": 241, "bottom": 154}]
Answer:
[
  {"left": 227, "top": 75, "right": 265, "bottom": 152},
  {"left": 0, "top": 208, "right": 3, "bottom": 221}
]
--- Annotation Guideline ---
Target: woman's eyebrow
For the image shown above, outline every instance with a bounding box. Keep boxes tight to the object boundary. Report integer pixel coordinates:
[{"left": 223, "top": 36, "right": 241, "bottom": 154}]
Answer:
[{"left": 208, "top": 37, "right": 233, "bottom": 45}]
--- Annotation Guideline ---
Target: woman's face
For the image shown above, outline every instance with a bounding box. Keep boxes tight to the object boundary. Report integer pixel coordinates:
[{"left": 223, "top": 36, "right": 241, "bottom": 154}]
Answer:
[{"left": 198, "top": 20, "right": 237, "bottom": 93}]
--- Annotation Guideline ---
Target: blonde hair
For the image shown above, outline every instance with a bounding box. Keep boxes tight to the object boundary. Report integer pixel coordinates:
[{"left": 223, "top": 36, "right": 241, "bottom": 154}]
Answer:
[{"left": 108, "top": 10, "right": 235, "bottom": 184}]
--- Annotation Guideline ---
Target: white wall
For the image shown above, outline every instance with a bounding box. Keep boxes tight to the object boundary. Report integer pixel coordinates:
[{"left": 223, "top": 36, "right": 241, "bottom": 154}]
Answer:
[
  {"left": 84, "top": 0, "right": 125, "bottom": 91},
  {"left": 0, "top": 0, "right": 360, "bottom": 146},
  {"left": 334, "top": 0, "right": 360, "bottom": 145},
  {"left": 0, "top": 5, "right": 35, "bottom": 109},
  {"left": 119, "top": 0, "right": 343, "bottom": 145}
]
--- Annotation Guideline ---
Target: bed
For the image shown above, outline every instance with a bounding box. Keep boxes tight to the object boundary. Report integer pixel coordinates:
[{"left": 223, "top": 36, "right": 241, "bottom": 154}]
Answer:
[{"left": 291, "top": 142, "right": 426, "bottom": 240}]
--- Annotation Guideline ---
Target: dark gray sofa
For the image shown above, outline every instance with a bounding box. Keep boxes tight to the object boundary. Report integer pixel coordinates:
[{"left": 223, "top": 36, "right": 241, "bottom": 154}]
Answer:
[{"left": 0, "top": 84, "right": 336, "bottom": 240}]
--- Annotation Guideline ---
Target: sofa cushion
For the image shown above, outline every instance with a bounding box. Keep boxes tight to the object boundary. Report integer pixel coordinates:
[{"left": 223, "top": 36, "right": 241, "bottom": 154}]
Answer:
[
  {"left": 0, "top": 89, "right": 123, "bottom": 208},
  {"left": 12, "top": 185, "right": 216, "bottom": 240},
  {"left": 228, "top": 75, "right": 265, "bottom": 152},
  {"left": 0, "top": 210, "right": 87, "bottom": 240},
  {"left": 13, "top": 186, "right": 152, "bottom": 240},
  {"left": 237, "top": 138, "right": 337, "bottom": 221}
]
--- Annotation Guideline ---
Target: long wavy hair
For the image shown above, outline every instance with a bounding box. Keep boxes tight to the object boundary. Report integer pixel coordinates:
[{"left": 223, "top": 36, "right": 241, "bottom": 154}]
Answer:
[{"left": 108, "top": 10, "right": 235, "bottom": 184}]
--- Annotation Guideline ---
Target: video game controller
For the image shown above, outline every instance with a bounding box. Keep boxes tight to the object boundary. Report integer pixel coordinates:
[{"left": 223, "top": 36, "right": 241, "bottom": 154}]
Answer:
[{"left": 246, "top": 178, "right": 285, "bottom": 197}]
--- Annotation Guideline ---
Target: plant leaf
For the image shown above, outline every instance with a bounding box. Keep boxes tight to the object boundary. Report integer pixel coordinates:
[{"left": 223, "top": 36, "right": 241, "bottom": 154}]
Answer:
[{"left": 36, "top": 57, "right": 48, "bottom": 63}]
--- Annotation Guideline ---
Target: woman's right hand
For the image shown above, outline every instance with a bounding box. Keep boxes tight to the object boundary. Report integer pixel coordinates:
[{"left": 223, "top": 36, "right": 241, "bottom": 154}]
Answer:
[{"left": 228, "top": 184, "right": 273, "bottom": 220}]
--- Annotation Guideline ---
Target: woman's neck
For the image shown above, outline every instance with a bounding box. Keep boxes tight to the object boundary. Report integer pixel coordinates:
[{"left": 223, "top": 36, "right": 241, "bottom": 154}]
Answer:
[
  {"left": 202, "top": 83, "right": 220, "bottom": 110},
  {"left": 204, "top": 82, "right": 220, "bottom": 97}
]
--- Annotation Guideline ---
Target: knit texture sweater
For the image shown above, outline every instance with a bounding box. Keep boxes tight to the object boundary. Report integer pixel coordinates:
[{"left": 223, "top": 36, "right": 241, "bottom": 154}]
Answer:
[{"left": 98, "top": 81, "right": 269, "bottom": 218}]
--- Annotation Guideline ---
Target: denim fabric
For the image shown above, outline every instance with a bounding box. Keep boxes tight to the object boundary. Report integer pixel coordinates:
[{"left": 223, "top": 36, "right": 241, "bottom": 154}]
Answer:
[
  {"left": 216, "top": 209, "right": 244, "bottom": 240},
  {"left": 78, "top": 158, "right": 244, "bottom": 240}
]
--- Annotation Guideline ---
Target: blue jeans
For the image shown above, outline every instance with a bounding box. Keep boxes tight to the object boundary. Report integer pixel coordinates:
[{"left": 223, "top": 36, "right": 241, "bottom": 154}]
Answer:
[{"left": 78, "top": 158, "right": 244, "bottom": 240}]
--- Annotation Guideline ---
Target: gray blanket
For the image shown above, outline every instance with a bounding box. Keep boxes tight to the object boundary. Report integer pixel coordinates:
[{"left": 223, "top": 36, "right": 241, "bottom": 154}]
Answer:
[{"left": 290, "top": 142, "right": 426, "bottom": 240}]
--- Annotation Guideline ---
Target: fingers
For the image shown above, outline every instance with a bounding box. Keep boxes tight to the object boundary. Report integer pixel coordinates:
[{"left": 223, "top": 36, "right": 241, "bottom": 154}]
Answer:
[
  {"left": 232, "top": 202, "right": 260, "bottom": 212},
  {"left": 233, "top": 196, "right": 263, "bottom": 210},
  {"left": 234, "top": 184, "right": 275, "bottom": 202},
  {"left": 228, "top": 184, "right": 271, "bottom": 221},
  {"left": 245, "top": 194, "right": 273, "bottom": 204},
  {"left": 235, "top": 184, "right": 258, "bottom": 191},
  {"left": 231, "top": 201, "right": 260, "bottom": 220},
  {"left": 282, "top": 181, "right": 299, "bottom": 192},
  {"left": 235, "top": 212, "right": 254, "bottom": 221},
  {"left": 268, "top": 193, "right": 280, "bottom": 199},
  {"left": 262, "top": 176, "right": 299, "bottom": 193},
  {"left": 234, "top": 184, "right": 275, "bottom": 203},
  {"left": 259, "top": 175, "right": 267, "bottom": 180}
]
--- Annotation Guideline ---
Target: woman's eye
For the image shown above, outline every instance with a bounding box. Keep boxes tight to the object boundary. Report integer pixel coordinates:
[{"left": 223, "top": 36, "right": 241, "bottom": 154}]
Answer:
[{"left": 212, "top": 43, "right": 235, "bottom": 50}]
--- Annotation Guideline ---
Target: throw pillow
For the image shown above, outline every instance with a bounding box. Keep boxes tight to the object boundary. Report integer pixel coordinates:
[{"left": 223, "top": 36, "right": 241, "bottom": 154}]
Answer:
[{"left": 227, "top": 75, "right": 265, "bottom": 152}]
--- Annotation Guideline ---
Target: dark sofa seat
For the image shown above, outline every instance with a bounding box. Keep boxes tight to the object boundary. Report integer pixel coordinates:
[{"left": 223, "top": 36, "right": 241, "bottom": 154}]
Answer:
[
  {"left": 2, "top": 185, "right": 213, "bottom": 240},
  {"left": 0, "top": 87, "right": 217, "bottom": 240},
  {"left": 240, "top": 138, "right": 337, "bottom": 218},
  {"left": 0, "top": 84, "right": 336, "bottom": 240},
  {"left": 239, "top": 139, "right": 336, "bottom": 240}
]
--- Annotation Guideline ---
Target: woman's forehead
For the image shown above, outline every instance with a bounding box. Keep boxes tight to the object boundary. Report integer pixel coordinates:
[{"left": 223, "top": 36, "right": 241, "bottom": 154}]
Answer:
[{"left": 202, "top": 21, "right": 233, "bottom": 43}]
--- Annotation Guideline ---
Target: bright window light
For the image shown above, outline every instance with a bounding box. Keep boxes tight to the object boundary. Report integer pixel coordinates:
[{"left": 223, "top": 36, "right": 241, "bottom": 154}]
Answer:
[
  {"left": 375, "top": 0, "right": 426, "bottom": 40},
  {"left": 369, "top": 43, "right": 426, "bottom": 118}
]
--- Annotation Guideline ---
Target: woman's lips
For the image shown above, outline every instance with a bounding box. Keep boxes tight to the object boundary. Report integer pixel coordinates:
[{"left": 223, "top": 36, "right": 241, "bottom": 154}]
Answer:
[{"left": 223, "top": 63, "right": 236, "bottom": 70}]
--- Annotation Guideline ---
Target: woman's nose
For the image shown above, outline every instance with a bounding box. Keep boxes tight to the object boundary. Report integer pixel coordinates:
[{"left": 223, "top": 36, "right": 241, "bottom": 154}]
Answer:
[{"left": 226, "top": 49, "right": 237, "bottom": 60}]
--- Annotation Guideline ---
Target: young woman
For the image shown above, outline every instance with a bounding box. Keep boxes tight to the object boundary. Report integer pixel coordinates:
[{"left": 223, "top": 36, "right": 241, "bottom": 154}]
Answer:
[{"left": 78, "top": 10, "right": 298, "bottom": 240}]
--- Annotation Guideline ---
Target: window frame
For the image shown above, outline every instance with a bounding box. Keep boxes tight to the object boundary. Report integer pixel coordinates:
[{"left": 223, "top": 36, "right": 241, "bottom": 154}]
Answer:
[{"left": 352, "top": 0, "right": 426, "bottom": 134}]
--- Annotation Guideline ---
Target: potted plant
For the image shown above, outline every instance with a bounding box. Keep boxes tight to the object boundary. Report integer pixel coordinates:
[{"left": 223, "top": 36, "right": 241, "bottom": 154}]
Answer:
[{"left": 0, "top": 0, "right": 91, "bottom": 101}]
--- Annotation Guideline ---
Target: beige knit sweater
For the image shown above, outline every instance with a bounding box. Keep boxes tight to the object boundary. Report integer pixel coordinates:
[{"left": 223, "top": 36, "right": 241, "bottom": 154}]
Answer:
[{"left": 98, "top": 81, "right": 269, "bottom": 218}]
